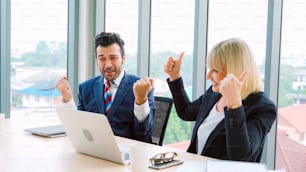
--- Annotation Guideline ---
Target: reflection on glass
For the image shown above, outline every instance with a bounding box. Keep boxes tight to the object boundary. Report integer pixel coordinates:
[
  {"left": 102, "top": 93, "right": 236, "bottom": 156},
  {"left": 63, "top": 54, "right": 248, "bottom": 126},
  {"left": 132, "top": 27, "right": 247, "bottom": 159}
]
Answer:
[
  {"left": 105, "top": 0, "right": 138, "bottom": 75},
  {"left": 10, "top": 0, "right": 67, "bottom": 117},
  {"left": 277, "top": 1, "right": 306, "bottom": 171}
]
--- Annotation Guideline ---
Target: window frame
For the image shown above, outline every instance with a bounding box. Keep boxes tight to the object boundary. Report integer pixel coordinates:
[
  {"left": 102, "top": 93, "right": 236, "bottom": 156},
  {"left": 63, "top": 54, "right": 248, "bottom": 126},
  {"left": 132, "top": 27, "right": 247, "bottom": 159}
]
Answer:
[
  {"left": 0, "top": 0, "right": 11, "bottom": 118},
  {"left": 262, "top": 0, "right": 283, "bottom": 169}
]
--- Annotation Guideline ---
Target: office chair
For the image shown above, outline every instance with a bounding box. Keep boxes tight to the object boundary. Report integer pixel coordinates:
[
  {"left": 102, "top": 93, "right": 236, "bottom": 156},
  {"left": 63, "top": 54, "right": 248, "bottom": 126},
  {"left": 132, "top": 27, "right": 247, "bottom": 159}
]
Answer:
[{"left": 151, "top": 96, "right": 173, "bottom": 146}]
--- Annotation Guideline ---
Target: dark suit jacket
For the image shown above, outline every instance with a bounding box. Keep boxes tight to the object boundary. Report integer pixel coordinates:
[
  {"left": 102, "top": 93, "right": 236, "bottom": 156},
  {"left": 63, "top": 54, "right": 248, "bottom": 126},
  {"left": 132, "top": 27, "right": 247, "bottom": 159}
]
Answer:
[
  {"left": 168, "top": 78, "right": 276, "bottom": 162},
  {"left": 77, "top": 72, "right": 155, "bottom": 143}
]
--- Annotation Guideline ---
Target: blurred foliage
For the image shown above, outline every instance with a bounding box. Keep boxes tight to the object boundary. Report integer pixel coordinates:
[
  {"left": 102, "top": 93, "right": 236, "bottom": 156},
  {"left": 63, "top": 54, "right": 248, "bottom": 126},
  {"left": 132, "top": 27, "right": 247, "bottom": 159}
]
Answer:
[
  {"left": 12, "top": 41, "right": 67, "bottom": 68},
  {"left": 278, "top": 64, "right": 296, "bottom": 107},
  {"left": 163, "top": 107, "right": 193, "bottom": 144}
]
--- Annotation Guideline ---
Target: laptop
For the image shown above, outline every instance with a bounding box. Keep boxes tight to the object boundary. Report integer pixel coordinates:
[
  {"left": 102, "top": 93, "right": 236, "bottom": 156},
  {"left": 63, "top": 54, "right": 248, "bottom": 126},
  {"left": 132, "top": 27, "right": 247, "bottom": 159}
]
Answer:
[
  {"left": 24, "top": 125, "right": 66, "bottom": 137},
  {"left": 55, "top": 107, "right": 130, "bottom": 165}
]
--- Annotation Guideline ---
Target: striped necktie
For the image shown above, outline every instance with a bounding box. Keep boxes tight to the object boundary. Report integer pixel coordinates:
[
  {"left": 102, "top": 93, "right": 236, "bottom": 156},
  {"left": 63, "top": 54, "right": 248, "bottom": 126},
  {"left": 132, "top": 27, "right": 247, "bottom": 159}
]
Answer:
[{"left": 104, "top": 80, "right": 112, "bottom": 115}]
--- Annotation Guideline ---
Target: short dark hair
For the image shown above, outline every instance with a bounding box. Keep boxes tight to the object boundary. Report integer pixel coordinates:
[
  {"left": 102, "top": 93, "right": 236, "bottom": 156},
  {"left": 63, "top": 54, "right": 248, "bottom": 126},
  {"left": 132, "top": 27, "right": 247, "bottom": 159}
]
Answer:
[{"left": 94, "top": 32, "right": 125, "bottom": 56}]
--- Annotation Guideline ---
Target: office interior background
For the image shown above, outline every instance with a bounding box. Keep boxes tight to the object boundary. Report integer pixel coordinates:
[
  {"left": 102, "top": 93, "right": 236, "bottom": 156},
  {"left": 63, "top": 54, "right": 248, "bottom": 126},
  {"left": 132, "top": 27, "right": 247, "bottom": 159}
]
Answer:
[{"left": 1, "top": 0, "right": 305, "bottom": 171}]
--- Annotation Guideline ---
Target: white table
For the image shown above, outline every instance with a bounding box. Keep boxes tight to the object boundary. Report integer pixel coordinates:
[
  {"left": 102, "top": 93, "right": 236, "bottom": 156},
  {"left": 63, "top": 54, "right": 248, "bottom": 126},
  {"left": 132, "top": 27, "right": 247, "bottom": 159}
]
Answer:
[{"left": 0, "top": 113, "right": 210, "bottom": 172}]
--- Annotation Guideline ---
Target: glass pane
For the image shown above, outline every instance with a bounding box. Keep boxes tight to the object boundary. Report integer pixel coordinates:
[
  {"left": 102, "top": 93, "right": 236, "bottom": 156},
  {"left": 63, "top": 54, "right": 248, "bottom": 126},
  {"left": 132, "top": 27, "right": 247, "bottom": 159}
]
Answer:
[
  {"left": 151, "top": 0, "right": 195, "bottom": 145},
  {"left": 208, "top": 0, "right": 267, "bottom": 88},
  {"left": 105, "top": 0, "right": 138, "bottom": 75},
  {"left": 276, "top": 1, "right": 306, "bottom": 171},
  {"left": 11, "top": 0, "right": 68, "bottom": 118},
  {"left": 151, "top": 0, "right": 194, "bottom": 97}
]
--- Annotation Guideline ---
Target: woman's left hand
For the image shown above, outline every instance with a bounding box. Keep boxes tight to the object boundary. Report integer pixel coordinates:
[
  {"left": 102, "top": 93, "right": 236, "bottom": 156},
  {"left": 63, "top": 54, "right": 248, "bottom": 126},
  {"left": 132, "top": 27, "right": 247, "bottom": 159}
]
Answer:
[{"left": 219, "top": 71, "right": 248, "bottom": 108}]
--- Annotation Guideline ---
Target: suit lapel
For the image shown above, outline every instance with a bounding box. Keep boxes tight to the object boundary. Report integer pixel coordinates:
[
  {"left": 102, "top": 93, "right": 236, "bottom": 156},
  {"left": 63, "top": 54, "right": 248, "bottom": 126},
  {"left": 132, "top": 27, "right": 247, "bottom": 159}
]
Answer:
[
  {"left": 94, "top": 76, "right": 105, "bottom": 113},
  {"left": 190, "top": 92, "right": 221, "bottom": 145},
  {"left": 202, "top": 119, "right": 225, "bottom": 153},
  {"left": 195, "top": 92, "right": 221, "bottom": 129},
  {"left": 200, "top": 93, "right": 226, "bottom": 154},
  {"left": 191, "top": 91, "right": 226, "bottom": 154}
]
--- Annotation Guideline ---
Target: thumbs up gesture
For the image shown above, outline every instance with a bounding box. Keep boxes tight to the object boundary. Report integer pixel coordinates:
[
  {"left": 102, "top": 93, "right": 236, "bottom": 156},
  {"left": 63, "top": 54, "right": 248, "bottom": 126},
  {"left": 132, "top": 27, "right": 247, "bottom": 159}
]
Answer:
[
  {"left": 219, "top": 71, "right": 248, "bottom": 108},
  {"left": 164, "top": 52, "right": 185, "bottom": 81}
]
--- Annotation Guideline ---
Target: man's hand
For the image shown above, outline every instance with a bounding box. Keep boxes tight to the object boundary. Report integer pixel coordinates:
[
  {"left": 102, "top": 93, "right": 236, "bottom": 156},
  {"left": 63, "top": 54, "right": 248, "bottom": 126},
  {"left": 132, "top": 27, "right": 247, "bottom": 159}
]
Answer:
[
  {"left": 163, "top": 52, "right": 184, "bottom": 81},
  {"left": 133, "top": 77, "right": 154, "bottom": 105},
  {"left": 55, "top": 76, "right": 73, "bottom": 103}
]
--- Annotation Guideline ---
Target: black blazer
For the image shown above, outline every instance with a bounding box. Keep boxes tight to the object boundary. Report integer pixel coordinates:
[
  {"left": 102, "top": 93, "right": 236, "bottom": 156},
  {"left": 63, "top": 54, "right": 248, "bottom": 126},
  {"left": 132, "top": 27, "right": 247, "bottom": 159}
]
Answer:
[
  {"left": 168, "top": 78, "right": 276, "bottom": 162},
  {"left": 77, "top": 73, "right": 155, "bottom": 143}
]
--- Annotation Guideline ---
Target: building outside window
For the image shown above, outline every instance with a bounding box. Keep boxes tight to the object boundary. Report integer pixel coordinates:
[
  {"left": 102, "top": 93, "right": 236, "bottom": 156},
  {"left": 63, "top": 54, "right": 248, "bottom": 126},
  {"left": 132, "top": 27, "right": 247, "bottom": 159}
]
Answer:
[
  {"left": 276, "top": 1, "right": 306, "bottom": 171},
  {"left": 10, "top": 0, "right": 67, "bottom": 117}
]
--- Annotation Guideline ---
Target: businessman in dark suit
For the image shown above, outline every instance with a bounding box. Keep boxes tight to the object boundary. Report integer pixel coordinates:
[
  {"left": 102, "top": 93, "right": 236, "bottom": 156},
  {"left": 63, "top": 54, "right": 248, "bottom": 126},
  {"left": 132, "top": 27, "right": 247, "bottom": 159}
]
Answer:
[
  {"left": 164, "top": 38, "right": 276, "bottom": 162},
  {"left": 56, "top": 32, "right": 155, "bottom": 143}
]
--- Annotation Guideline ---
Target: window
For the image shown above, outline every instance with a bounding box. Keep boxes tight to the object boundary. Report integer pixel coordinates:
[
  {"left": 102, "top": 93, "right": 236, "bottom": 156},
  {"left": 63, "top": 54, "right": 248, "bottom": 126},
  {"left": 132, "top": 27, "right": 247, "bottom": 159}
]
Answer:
[
  {"left": 151, "top": 0, "right": 195, "bottom": 144},
  {"left": 208, "top": 0, "right": 267, "bottom": 80},
  {"left": 35, "top": 96, "right": 39, "bottom": 102},
  {"left": 276, "top": 1, "right": 306, "bottom": 171},
  {"left": 105, "top": 0, "right": 138, "bottom": 75},
  {"left": 11, "top": 0, "right": 67, "bottom": 117}
]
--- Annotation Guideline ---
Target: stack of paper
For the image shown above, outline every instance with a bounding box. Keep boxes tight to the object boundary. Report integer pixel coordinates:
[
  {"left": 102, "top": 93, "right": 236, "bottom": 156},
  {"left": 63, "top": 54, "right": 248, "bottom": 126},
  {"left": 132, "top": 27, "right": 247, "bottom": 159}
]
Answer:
[{"left": 206, "top": 160, "right": 267, "bottom": 172}]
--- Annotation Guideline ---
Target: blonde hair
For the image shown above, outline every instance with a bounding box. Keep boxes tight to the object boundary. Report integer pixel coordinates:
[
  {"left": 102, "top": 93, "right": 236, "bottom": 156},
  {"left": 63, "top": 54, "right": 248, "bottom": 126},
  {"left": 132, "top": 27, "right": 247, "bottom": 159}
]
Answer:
[{"left": 207, "top": 38, "right": 262, "bottom": 99}]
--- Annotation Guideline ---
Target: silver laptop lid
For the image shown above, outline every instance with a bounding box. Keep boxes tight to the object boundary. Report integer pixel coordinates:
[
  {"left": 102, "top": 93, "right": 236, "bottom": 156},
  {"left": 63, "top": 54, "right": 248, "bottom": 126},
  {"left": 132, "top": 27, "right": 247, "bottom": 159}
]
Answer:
[
  {"left": 55, "top": 107, "right": 129, "bottom": 165},
  {"left": 24, "top": 125, "right": 65, "bottom": 137}
]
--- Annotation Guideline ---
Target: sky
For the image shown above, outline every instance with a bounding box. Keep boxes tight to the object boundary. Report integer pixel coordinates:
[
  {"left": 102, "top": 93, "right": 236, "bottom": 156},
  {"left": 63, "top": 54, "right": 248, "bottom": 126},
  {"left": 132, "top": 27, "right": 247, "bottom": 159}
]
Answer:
[
  {"left": 11, "top": 0, "right": 67, "bottom": 54},
  {"left": 10, "top": 0, "right": 306, "bottom": 65}
]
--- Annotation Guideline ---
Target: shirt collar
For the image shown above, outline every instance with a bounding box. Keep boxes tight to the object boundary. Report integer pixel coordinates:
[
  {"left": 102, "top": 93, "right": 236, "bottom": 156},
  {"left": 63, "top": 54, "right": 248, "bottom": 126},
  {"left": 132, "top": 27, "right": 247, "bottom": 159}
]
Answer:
[{"left": 104, "top": 69, "right": 125, "bottom": 87}]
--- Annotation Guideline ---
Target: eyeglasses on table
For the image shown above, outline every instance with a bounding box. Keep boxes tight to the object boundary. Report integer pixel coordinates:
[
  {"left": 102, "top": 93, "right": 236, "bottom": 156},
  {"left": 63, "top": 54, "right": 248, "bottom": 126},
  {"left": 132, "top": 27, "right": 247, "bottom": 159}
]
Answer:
[{"left": 149, "top": 151, "right": 178, "bottom": 165}]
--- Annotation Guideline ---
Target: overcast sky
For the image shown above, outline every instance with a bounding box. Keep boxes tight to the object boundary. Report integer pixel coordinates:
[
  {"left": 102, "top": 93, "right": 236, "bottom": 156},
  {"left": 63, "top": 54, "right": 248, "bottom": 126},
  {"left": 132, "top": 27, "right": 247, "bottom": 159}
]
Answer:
[{"left": 10, "top": 0, "right": 306, "bottom": 65}]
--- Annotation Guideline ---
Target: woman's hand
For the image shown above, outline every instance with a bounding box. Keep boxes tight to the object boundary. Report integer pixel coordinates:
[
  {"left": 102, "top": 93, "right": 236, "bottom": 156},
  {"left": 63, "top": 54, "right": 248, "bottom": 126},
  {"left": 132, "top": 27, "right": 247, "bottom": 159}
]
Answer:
[
  {"left": 163, "top": 52, "right": 185, "bottom": 81},
  {"left": 219, "top": 71, "right": 248, "bottom": 108}
]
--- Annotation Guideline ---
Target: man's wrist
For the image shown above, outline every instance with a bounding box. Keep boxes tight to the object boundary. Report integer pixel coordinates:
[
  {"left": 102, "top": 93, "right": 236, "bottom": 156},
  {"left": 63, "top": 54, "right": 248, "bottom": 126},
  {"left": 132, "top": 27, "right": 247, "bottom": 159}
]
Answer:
[
  {"left": 135, "top": 98, "right": 147, "bottom": 105},
  {"left": 62, "top": 97, "right": 72, "bottom": 103}
]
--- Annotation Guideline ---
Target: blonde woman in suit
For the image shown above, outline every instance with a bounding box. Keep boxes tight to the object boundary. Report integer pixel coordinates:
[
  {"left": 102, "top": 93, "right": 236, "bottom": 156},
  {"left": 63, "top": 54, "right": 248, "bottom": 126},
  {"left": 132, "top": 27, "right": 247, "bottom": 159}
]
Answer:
[{"left": 164, "top": 38, "right": 276, "bottom": 162}]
